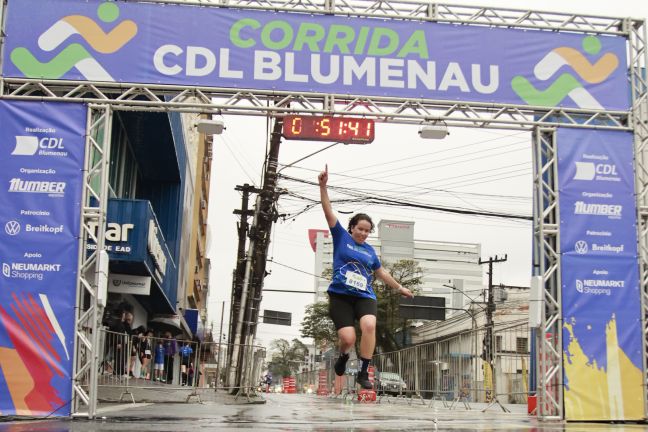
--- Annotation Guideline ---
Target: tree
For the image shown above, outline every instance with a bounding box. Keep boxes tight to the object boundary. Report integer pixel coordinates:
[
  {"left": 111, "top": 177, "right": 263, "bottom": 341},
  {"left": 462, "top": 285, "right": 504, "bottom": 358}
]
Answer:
[
  {"left": 267, "top": 338, "right": 309, "bottom": 378},
  {"left": 374, "top": 259, "right": 422, "bottom": 353},
  {"left": 300, "top": 301, "right": 337, "bottom": 348}
]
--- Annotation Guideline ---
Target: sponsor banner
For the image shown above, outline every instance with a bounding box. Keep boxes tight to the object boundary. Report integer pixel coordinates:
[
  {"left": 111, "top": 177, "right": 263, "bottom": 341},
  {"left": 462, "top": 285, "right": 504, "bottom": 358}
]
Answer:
[
  {"left": 3, "top": 0, "right": 629, "bottom": 110},
  {"left": 0, "top": 100, "right": 86, "bottom": 231},
  {"left": 560, "top": 255, "right": 643, "bottom": 420},
  {"left": 108, "top": 273, "right": 151, "bottom": 296},
  {"left": 557, "top": 129, "right": 643, "bottom": 420},
  {"left": 0, "top": 100, "right": 86, "bottom": 417},
  {"left": 558, "top": 129, "right": 637, "bottom": 258}
]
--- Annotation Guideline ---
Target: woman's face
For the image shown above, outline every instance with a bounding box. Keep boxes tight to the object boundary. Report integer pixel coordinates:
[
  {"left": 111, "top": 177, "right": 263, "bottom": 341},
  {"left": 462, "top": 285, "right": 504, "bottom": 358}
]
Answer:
[{"left": 350, "top": 219, "right": 372, "bottom": 244}]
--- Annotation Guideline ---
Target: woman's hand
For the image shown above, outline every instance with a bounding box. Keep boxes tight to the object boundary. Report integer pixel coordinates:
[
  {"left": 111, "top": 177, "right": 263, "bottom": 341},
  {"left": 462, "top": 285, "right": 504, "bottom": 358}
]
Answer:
[
  {"left": 318, "top": 164, "right": 328, "bottom": 187},
  {"left": 398, "top": 285, "right": 414, "bottom": 298}
]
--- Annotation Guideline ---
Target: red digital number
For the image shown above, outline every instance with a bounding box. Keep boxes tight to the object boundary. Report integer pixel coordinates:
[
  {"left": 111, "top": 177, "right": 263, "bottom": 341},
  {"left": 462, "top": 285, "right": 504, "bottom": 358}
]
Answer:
[
  {"left": 282, "top": 115, "right": 374, "bottom": 144},
  {"left": 291, "top": 117, "right": 302, "bottom": 135}
]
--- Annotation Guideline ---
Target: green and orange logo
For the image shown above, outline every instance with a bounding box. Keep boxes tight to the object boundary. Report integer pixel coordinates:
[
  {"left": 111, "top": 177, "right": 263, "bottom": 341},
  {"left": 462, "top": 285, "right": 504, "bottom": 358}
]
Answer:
[
  {"left": 511, "top": 36, "right": 619, "bottom": 109},
  {"left": 10, "top": 2, "right": 137, "bottom": 81}
]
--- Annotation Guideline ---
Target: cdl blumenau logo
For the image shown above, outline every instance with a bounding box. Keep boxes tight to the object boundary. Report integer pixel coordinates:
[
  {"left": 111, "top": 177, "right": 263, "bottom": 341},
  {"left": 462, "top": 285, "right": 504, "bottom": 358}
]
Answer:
[
  {"left": 511, "top": 36, "right": 619, "bottom": 109},
  {"left": 12, "top": 136, "right": 68, "bottom": 157},
  {"left": 573, "top": 159, "right": 621, "bottom": 183},
  {"left": 9, "top": 2, "right": 137, "bottom": 81}
]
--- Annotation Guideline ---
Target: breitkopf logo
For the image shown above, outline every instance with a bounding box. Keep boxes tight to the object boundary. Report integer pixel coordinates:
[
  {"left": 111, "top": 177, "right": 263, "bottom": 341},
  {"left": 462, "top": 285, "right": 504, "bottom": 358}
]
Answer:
[
  {"left": 574, "top": 240, "right": 588, "bottom": 254},
  {"left": 5, "top": 221, "right": 21, "bottom": 236}
]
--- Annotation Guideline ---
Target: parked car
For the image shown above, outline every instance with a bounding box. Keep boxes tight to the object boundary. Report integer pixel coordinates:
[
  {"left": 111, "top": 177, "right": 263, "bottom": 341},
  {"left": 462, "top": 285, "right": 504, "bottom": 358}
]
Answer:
[{"left": 375, "top": 371, "right": 407, "bottom": 395}]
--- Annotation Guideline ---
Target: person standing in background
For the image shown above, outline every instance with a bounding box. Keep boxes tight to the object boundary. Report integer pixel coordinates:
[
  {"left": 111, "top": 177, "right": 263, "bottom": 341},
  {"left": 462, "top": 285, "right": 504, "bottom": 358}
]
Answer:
[{"left": 163, "top": 331, "right": 177, "bottom": 384}]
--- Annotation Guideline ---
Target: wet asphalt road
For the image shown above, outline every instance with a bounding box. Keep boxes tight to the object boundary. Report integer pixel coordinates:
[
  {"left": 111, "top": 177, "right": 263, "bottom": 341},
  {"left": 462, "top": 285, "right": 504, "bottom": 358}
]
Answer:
[{"left": 1, "top": 393, "right": 647, "bottom": 431}]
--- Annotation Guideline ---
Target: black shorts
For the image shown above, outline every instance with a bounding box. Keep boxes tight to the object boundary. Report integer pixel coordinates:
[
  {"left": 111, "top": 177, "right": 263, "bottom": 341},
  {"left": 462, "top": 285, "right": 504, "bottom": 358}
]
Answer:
[{"left": 328, "top": 292, "right": 377, "bottom": 330}]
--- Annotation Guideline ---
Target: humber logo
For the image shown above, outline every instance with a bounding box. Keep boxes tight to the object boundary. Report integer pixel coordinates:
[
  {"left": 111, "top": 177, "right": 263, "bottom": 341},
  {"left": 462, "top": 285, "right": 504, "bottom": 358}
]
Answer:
[
  {"left": 10, "top": 2, "right": 137, "bottom": 81},
  {"left": 512, "top": 36, "right": 619, "bottom": 109},
  {"left": 9, "top": 178, "right": 66, "bottom": 196}
]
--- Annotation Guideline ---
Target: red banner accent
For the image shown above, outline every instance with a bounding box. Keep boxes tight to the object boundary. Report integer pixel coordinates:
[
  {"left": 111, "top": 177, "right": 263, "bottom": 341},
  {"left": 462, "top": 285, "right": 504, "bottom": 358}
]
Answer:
[{"left": 308, "top": 229, "right": 329, "bottom": 252}]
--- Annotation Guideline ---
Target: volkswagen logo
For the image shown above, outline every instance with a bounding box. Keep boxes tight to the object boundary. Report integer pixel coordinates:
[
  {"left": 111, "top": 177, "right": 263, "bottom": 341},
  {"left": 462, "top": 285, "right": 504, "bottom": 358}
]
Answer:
[
  {"left": 574, "top": 240, "right": 588, "bottom": 254},
  {"left": 4, "top": 221, "right": 20, "bottom": 236}
]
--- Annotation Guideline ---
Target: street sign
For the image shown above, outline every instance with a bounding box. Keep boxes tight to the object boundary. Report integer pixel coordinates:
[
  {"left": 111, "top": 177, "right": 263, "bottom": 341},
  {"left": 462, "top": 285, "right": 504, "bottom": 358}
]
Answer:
[
  {"left": 262, "top": 310, "right": 292, "bottom": 326},
  {"left": 399, "top": 296, "right": 446, "bottom": 320}
]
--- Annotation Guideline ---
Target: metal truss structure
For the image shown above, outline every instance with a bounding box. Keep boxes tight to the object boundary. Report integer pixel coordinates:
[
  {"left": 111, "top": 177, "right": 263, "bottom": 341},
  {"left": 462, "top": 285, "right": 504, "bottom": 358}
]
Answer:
[
  {"left": 0, "top": 78, "right": 632, "bottom": 131},
  {"left": 72, "top": 106, "right": 113, "bottom": 416},
  {"left": 629, "top": 15, "right": 648, "bottom": 422},
  {"left": 0, "top": 0, "right": 647, "bottom": 420},
  {"left": 532, "top": 128, "right": 562, "bottom": 420}
]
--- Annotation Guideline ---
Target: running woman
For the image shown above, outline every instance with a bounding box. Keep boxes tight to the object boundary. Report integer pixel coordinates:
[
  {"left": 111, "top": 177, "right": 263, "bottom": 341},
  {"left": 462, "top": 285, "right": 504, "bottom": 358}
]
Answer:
[{"left": 318, "top": 164, "right": 413, "bottom": 389}]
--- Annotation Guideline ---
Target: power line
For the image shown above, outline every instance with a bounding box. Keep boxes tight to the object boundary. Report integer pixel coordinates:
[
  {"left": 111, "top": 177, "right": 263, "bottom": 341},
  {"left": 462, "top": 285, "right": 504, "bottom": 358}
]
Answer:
[
  {"left": 278, "top": 170, "right": 531, "bottom": 204},
  {"left": 335, "top": 131, "right": 528, "bottom": 177},
  {"left": 269, "top": 259, "right": 330, "bottom": 280},
  {"left": 281, "top": 176, "right": 531, "bottom": 221}
]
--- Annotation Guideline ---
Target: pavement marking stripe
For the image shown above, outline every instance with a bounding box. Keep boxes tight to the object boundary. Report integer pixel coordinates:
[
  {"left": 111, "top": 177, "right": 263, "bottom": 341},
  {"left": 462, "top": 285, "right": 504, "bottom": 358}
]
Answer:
[{"left": 97, "top": 403, "right": 153, "bottom": 415}]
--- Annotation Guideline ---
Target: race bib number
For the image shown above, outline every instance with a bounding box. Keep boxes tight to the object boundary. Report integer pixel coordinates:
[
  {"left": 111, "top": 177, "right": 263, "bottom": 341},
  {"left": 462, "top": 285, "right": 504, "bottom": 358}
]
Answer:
[
  {"left": 345, "top": 271, "right": 367, "bottom": 291},
  {"left": 145, "top": 349, "right": 152, "bottom": 355}
]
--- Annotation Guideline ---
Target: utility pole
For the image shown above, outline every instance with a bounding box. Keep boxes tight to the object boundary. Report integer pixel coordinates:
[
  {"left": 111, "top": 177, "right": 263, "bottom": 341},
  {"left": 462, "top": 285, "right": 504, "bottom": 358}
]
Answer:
[
  {"left": 228, "top": 187, "right": 258, "bottom": 342},
  {"left": 229, "top": 118, "right": 284, "bottom": 394},
  {"left": 478, "top": 254, "right": 509, "bottom": 412},
  {"left": 226, "top": 183, "right": 259, "bottom": 386},
  {"left": 244, "top": 119, "right": 283, "bottom": 347}
]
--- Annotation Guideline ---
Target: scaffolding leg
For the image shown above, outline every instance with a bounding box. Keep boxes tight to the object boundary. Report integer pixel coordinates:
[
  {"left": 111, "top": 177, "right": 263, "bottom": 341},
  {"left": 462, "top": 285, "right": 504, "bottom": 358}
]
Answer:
[{"left": 481, "top": 395, "right": 510, "bottom": 413}]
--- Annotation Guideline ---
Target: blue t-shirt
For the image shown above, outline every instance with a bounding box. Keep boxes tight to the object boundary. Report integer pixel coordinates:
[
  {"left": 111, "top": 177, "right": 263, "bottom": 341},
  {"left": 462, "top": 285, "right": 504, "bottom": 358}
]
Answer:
[
  {"left": 155, "top": 344, "right": 165, "bottom": 364},
  {"left": 327, "top": 220, "right": 381, "bottom": 300},
  {"left": 180, "top": 345, "right": 193, "bottom": 358}
]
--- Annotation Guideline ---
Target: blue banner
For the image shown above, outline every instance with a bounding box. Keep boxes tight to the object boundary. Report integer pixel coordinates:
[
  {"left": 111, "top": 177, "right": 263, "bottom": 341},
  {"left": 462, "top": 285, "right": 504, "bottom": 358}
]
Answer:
[
  {"left": 0, "top": 100, "right": 86, "bottom": 417},
  {"left": 3, "top": 0, "right": 629, "bottom": 110},
  {"left": 557, "top": 128, "right": 643, "bottom": 420},
  {"left": 89, "top": 199, "right": 176, "bottom": 309}
]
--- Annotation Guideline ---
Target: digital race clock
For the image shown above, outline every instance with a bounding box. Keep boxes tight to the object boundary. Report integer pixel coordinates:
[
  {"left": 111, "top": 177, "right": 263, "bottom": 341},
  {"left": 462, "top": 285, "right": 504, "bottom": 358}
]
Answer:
[{"left": 282, "top": 115, "right": 375, "bottom": 144}]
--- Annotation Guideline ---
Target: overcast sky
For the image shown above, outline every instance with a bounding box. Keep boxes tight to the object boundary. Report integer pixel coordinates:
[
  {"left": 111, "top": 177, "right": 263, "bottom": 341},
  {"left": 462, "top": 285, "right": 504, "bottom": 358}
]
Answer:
[{"left": 206, "top": 0, "right": 648, "bottom": 349}]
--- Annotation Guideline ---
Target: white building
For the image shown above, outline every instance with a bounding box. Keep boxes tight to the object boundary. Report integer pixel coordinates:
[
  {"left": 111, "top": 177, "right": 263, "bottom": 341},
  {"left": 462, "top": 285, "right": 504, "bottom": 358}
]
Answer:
[{"left": 313, "top": 219, "right": 484, "bottom": 318}]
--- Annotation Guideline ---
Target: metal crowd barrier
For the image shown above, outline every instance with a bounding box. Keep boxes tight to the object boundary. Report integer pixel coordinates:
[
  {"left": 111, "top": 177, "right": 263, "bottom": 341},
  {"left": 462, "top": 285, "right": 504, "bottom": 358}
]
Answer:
[
  {"left": 370, "top": 322, "right": 530, "bottom": 409},
  {"left": 292, "top": 322, "right": 530, "bottom": 410},
  {"left": 96, "top": 329, "right": 265, "bottom": 404}
]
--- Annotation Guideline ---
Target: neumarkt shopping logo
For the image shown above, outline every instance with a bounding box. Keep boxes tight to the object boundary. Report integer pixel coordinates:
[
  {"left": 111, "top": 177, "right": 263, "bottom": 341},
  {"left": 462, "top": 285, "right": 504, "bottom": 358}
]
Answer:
[
  {"left": 10, "top": 2, "right": 137, "bottom": 81},
  {"left": 511, "top": 36, "right": 619, "bottom": 109}
]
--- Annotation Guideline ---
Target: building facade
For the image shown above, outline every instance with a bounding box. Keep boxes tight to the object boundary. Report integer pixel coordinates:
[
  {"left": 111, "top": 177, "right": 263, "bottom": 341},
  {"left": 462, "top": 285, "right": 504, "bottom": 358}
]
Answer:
[
  {"left": 179, "top": 114, "right": 213, "bottom": 340},
  {"left": 101, "top": 111, "right": 211, "bottom": 339}
]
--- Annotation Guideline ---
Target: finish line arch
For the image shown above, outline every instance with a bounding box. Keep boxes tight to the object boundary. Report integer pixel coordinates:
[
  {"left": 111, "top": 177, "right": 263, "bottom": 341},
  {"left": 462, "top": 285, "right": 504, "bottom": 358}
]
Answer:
[{"left": 0, "top": 0, "right": 647, "bottom": 422}]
